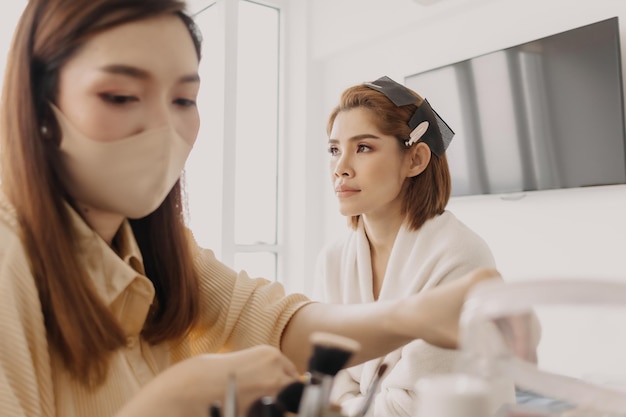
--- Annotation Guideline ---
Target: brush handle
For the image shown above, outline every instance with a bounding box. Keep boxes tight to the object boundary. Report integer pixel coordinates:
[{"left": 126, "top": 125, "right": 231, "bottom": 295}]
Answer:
[
  {"left": 357, "top": 363, "right": 388, "bottom": 417},
  {"left": 315, "top": 373, "right": 335, "bottom": 410},
  {"left": 298, "top": 382, "right": 323, "bottom": 417},
  {"left": 224, "top": 374, "right": 237, "bottom": 417}
]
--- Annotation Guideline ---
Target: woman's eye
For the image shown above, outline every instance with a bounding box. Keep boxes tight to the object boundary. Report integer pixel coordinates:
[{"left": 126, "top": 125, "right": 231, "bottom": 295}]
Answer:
[
  {"left": 357, "top": 144, "right": 371, "bottom": 152},
  {"left": 327, "top": 146, "right": 339, "bottom": 156},
  {"left": 100, "top": 94, "right": 138, "bottom": 104},
  {"left": 174, "top": 98, "right": 197, "bottom": 107}
]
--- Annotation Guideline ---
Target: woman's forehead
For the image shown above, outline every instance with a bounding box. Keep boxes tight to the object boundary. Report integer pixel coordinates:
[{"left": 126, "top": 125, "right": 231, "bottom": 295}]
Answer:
[{"left": 63, "top": 14, "right": 199, "bottom": 80}]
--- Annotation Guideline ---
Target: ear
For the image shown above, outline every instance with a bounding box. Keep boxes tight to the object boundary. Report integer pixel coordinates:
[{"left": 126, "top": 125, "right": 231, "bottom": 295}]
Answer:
[{"left": 407, "top": 142, "right": 431, "bottom": 178}]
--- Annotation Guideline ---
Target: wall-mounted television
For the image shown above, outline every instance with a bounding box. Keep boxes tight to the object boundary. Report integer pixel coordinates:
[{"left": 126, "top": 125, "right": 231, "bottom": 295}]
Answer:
[{"left": 406, "top": 17, "right": 626, "bottom": 197}]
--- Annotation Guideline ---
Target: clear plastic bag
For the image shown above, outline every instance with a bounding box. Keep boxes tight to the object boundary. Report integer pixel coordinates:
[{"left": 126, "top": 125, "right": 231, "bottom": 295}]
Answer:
[{"left": 458, "top": 278, "right": 626, "bottom": 417}]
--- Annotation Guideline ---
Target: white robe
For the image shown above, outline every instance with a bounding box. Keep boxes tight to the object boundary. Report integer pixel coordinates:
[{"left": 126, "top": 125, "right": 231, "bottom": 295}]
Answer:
[{"left": 313, "top": 211, "right": 497, "bottom": 417}]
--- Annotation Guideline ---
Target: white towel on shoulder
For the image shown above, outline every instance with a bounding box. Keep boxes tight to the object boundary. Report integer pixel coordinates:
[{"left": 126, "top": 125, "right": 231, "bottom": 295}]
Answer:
[{"left": 313, "top": 211, "right": 497, "bottom": 417}]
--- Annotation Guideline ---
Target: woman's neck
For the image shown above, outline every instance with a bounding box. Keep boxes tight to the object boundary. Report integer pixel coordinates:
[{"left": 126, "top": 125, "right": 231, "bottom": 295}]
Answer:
[
  {"left": 75, "top": 202, "right": 125, "bottom": 246},
  {"left": 362, "top": 211, "right": 406, "bottom": 299},
  {"left": 362, "top": 207, "right": 405, "bottom": 255},
  {"left": 363, "top": 218, "right": 402, "bottom": 255}
]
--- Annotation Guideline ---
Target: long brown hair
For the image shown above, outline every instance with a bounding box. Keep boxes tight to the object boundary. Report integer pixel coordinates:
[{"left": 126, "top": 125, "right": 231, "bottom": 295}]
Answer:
[
  {"left": 0, "top": 0, "right": 202, "bottom": 386},
  {"left": 327, "top": 84, "right": 451, "bottom": 231}
]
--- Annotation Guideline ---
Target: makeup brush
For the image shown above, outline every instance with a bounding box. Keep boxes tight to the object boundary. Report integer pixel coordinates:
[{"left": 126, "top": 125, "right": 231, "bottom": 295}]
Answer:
[
  {"left": 209, "top": 402, "right": 222, "bottom": 417},
  {"left": 307, "top": 332, "right": 360, "bottom": 378},
  {"left": 247, "top": 379, "right": 305, "bottom": 417},
  {"left": 356, "top": 362, "right": 389, "bottom": 417},
  {"left": 276, "top": 380, "right": 305, "bottom": 414},
  {"left": 223, "top": 373, "right": 238, "bottom": 417},
  {"left": 298, "top": 332, "right": 361, "bottom": 417},
  {"left": 246, "top": 396, "right": 285, "bottom": 417}
]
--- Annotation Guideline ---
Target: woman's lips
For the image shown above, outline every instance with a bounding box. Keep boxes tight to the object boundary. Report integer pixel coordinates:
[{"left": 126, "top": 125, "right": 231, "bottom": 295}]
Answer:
[{"left": 335, "top": 185, "right": 360, "bottom": 197}]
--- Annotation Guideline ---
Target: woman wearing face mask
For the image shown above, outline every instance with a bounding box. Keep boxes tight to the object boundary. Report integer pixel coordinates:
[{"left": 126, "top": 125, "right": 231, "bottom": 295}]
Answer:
[
  {"left": 0, "top": 2, "right": 499, "bottom": 417},
  {"left": 313, "top": 77, "right": 499, "bottom": 417}
]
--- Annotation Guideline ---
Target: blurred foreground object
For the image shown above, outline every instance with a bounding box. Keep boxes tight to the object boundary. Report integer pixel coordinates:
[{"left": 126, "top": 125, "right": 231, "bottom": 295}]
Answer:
[{"left": 459, "top": 278, "right": 626, "bottom": 416}]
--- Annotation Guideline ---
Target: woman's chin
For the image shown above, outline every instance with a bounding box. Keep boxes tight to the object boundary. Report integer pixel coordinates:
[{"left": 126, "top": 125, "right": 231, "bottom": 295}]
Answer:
[{"left": 338, "top": 207, "right": 360, "bottom": 218}]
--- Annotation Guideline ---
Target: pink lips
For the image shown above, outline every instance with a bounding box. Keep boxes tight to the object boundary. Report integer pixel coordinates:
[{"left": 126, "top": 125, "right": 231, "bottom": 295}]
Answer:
[{"left": 335, "top": 184, "right": 360, "bottom": 197}]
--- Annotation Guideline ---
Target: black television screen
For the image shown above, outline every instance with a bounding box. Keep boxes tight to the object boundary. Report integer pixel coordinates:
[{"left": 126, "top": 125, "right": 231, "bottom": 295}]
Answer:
[{"left": 406, "top": 17, "right": 626, "bottom": 197}]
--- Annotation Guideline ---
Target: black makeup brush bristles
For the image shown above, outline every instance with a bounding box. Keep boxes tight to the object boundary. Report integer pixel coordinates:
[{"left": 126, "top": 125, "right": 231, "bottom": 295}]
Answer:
[
  {"left": 298, "top": 333, "right": 361, "bottom": 417},
  {"left": 276, "top": 381, "right": 305, "bottom": 414},
  {"left": 307, "top": 332, "right": 361, "bottom": 376},
  {"left": 246, "top": 396, "right": 285, "bottom": 417}
]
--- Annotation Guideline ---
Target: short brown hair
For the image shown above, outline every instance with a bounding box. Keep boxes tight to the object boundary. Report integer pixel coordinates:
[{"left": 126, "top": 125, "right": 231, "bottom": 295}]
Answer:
[{"left": 327, "top": 84, "right": 451, "bottom": 231}]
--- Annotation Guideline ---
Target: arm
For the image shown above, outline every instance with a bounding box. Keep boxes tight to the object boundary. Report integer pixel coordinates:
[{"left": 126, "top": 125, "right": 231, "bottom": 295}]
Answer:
[
  {"left": 114, "top": 345, "right": 300, "bottom": 417},
  {"left": 0, "top": 237, "right": 54, "bottom": 417},
  {"left": 281, "top": 268, "right": 501, "bottom": 372},
  {"left": 0, "top": 357, "right": 32, "bottom": 417}
]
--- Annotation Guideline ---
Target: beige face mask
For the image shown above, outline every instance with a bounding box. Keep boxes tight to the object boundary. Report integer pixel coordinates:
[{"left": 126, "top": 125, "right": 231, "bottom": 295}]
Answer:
[{"left": 51, "top": 104, "right": 194, "bottom": 219}]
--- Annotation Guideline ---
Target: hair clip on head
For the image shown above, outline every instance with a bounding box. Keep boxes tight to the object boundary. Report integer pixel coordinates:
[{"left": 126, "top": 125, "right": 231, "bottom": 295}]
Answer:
[
  {"left": 363, "top": 76, "right": 454, "bottom": 156},
  {"left": 405, "top": 121, "right": 429, "bottom": 147}
]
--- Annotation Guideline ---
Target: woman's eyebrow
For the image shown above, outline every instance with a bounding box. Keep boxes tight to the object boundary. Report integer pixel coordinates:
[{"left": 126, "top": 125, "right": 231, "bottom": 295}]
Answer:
[
  {"left": 99, "top": 64, "right": 150, "bottom": 79},
  {"left": 328, "top": 134, "right": 381, "bottom": 144},
  {"left": 178, "top": 73, "right": 200, "bottom": 84},
  {"left": 98, "top": 64, "right": 200, "bottom": 83}
]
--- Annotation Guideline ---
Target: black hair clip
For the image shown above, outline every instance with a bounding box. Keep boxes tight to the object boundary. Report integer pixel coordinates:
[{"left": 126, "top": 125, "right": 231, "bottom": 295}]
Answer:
[{"left": 364, "top": 75, "right": 454, "bottom": 157}]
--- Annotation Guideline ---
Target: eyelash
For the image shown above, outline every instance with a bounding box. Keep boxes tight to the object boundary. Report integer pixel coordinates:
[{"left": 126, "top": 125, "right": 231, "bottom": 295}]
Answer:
[
  {"left": 174, "top": 98, "right": 197, "bottom": 107},
  {"left": 100, "top": 93, "right": 138, "bottom": 104},
  {"left": 327, "top": 144, "right": 372, "bottom": 156},
  {"left": 99, "top": 94, "right": 197, "bottom": 107}
]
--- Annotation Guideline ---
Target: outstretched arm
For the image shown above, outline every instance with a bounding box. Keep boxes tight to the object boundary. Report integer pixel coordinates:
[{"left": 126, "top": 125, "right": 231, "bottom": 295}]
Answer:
[{"left": 281, "top": 268, "right": 501, "bottom": 372}]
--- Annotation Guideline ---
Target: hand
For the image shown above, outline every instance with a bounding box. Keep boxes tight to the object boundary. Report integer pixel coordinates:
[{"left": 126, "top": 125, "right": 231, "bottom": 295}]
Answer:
[
  {"left": 493, "top": 312, "right": 541, "bottom": 363},
  {"left": 408, "top": 268, "right": 502, "bottom": 349},
  {"left": 224, "top": 345, "right": 301, "bottom": 412},
  {"left": 115, "top": 345, "right": 300, "bottom": 417}
]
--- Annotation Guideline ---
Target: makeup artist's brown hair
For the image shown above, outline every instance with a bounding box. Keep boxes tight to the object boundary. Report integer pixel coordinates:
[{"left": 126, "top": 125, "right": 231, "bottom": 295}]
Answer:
[
  {"left": 327, "top": 84, "right": 451, "bottom": 231},
  {"left": 0, "top": 0, "right": 202, "bottom": 386}
]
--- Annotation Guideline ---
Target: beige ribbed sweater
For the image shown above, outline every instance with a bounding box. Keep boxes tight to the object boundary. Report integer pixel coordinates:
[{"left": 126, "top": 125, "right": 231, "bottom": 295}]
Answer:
[{"left": 0, "top": 196, "right": 310, "bottom": 417}]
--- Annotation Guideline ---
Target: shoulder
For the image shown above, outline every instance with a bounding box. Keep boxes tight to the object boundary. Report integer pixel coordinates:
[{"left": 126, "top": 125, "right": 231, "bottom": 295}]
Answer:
[
  {"left": 0, "top": 194, "right": 47, "bottom": 348},
  {"left": 319, "top": 222, "right": 361, "bottom": 258},
  {"left": 186, "top": 230, "right": 304, "bottom": 304},
  {"left": 425, "top": 211, "right": 490, "bottom": 245},
  {"left": 315, "top": 228, "right": 355, "bottom": 267},
  {"left": 417, "top": 211, "right": 495, "bottom": 265},
  {"left": 0, "top": 192, "right": 20, "bottom": 242},
  {"left": 183, "top": 230, "right": 311, "bottom": 348},
  {"left": 186, "top": 231, "right": 237, "bottom": 294},
  {"left": 0, "top": 194, "right": 32, "bottom": 278},
  {"left": 317, "top": 234, "right": 349, "bottom": 258}
]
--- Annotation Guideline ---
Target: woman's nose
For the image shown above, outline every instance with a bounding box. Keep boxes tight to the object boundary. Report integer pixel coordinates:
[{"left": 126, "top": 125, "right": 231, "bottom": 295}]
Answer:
[
  {"left": 333, "top": 154, "right": 353, "bottom": 178},
  {"left": 147, "top": 100, "right": 174, "bottom": 130},
  {"left": 144, "top": 94, "right": 176, "bottom": 130}
]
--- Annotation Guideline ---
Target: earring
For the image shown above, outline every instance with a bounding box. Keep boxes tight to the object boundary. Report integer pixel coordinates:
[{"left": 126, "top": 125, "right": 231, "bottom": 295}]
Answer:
[{"left": 40, "top": 125, "right": 49, "bottom": 135}]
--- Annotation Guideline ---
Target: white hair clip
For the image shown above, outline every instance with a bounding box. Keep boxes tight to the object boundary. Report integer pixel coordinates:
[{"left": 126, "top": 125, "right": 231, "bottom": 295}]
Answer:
[{"left": 405, "top": 121, "right": 429, "bottom": 147}]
